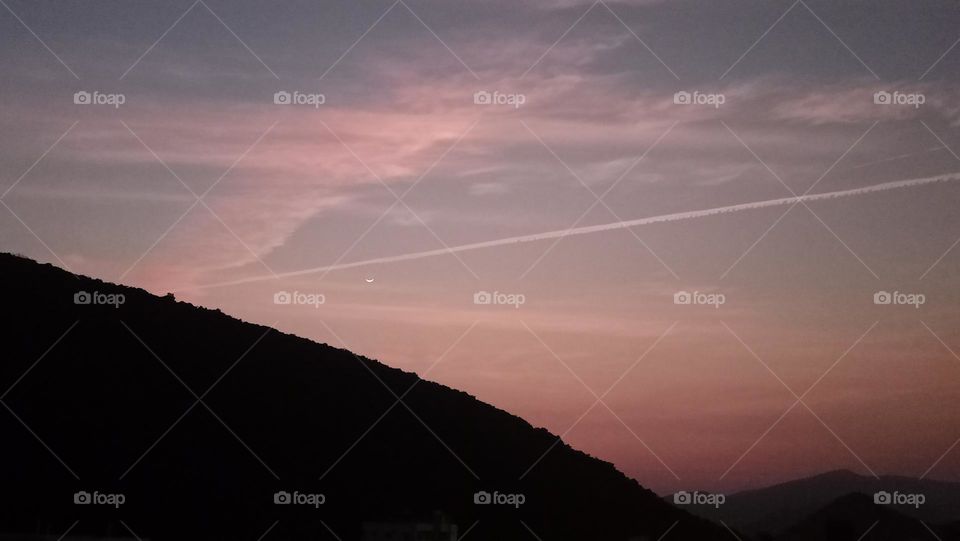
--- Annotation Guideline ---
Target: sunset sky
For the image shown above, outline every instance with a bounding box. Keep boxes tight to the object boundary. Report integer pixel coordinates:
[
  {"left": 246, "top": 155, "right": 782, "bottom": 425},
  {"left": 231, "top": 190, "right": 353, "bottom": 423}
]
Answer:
[{"left": 2, "top": 0, "right": 960, "bottom": 495}]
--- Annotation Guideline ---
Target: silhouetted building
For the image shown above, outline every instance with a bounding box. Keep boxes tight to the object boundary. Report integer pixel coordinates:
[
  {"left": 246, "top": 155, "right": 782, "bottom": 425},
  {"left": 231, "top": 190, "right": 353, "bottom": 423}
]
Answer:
[{"left": 361, "top": 511, "right": 458, "bottom": 541}]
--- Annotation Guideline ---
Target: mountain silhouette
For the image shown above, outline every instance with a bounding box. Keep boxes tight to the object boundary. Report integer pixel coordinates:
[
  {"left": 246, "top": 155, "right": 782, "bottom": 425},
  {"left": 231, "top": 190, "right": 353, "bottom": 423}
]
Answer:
[
  {"left": 774, "top": 493, "right": 951, "bottom": 541},
  {"left": 676, "top": 469, "right": 960, "bottom": 538},
  {"left": 0, "top": 253, "right": 728, "bottom": 541}
]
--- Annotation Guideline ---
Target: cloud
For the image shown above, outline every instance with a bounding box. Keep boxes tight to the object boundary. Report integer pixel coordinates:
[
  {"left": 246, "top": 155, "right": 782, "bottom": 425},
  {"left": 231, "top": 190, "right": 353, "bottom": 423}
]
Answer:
[
  {"left": 6, "top": 32, "right": 960, "bottom": 294},
  {"left": 468, "top": 181, "right": 511, "bottom": 196}
]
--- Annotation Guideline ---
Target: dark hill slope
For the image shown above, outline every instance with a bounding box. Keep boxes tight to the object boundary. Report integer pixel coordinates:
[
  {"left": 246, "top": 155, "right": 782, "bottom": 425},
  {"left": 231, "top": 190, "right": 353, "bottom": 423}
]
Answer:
[
  {"left": 775, "top": 493, "right": 952, "bottom": 541},
  {"left": 0, "top": 254, "right": 726, "bottom": 541}
]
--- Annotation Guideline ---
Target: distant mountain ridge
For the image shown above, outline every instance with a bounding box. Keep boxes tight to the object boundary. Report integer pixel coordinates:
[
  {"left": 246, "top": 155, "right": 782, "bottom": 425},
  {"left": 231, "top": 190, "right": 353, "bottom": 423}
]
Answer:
[
  {"left": 0, "top": 253, "right": 728, "bottom": 541},
  {"left": 675, "top": 469, "right": 960, "bottom": 538}
]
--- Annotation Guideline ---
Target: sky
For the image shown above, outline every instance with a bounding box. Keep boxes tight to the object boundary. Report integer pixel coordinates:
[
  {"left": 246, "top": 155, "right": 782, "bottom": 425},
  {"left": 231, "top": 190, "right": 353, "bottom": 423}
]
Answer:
[{"left": 2, "top": 0, "right": 960, "bottom": 495}]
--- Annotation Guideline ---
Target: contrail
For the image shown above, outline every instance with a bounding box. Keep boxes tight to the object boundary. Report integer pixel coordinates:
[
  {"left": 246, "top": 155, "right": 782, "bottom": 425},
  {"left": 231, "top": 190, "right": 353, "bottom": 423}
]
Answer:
[
  {"left": 841, "top": 145, "right": 945, "bottom": 171},
  {"left": 181, "top": 171, "right": 960, "bottom": 291}
]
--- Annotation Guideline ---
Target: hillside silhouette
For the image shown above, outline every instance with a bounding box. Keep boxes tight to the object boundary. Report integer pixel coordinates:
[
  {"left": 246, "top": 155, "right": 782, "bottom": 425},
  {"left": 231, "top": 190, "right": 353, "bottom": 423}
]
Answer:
[{"left": 0, "top": 253, "right": 728, "bottom": 540}]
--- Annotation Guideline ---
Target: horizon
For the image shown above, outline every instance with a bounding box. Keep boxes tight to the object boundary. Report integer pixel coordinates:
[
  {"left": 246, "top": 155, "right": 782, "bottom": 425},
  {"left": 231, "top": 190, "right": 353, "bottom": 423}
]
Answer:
[
  {"left": 2, "top": 0, "right": 960, "bottom": 500},
  {"left": 7, "top": 247, "right": 957, "bottom": 498},
  {"left": 5, "top": 250, "right": 960, "bottom": 498}
]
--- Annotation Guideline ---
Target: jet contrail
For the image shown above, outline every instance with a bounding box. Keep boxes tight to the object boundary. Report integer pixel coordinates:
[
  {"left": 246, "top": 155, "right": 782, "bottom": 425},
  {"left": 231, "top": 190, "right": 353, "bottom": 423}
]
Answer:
[
  {"left": 842, "top": 146, "right": 945, "bottom": 171},
  {"left": 180, "top": 171, "right": 960, "bottom": 291}
]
